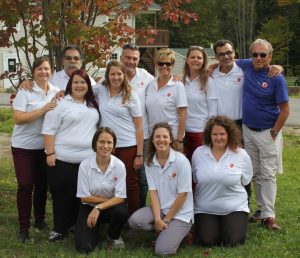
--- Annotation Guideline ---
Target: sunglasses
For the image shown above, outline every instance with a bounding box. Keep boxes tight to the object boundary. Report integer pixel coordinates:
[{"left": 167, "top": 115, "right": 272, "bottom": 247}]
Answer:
[
  {"left": 252, "top": 52, "right": 267, "bottom": 58},
  {"left": 157, "top": 62, "right": 173, "bottom": 67},
  {"left": 217, "top": 50, "right": 234, "bottom": 58},
  {"left": 64, "top": 56, "right": 81, "bottom": 61}
]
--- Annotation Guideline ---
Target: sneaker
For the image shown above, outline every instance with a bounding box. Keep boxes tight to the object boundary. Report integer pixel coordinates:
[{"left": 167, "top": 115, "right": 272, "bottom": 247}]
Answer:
[
  {"left": 107, "top": 235, "right": 125, "bottom": 249},
  {"left": 249, "top": 210, "right": 261, "bottom": 222},
  {"left": 48, "top": 230, "right": 65, "bottom": 242},
  {"left": 33, "top": 221, "right": 48, "bottom": 231},
  {"left": 182, "top": 231, "right": 195, "bottom": 245},
  {"left": 18, "top": 231, "right": 29, "bottom": 243},
  {"left": 261, "top": 217, "right": 281, "bottom": 230}
]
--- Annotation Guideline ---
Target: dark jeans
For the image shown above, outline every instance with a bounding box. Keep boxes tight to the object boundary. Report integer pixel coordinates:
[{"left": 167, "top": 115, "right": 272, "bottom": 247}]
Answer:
[
  {"left": 12, "top": 147, "right": 47, "bottom": 233},
  {"left": 47, "top": 159, "right": 80, "bottom": 234},
  {"left": 115, "top": 146, "right": 140, "bottom": 215},
  {"left": 195, "top": 212, "right": 248, "bottom": 246},
  {"left": 75, "top": 203, "right": 128, "bottom": 253}
]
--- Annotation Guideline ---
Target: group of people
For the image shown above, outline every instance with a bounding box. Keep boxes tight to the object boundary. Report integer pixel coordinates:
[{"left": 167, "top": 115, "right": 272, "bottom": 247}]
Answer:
[{"left": 11, "top": 38, "right": 289, "bottom": 256}]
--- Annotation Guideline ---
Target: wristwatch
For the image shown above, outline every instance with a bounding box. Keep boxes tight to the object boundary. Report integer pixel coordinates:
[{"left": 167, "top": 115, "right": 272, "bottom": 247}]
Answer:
[
  {"left": 270, "top": 129, "right": 279, "bottom": 138},
  {"left": 95, "top": 205, "right": 102, "bottom": 212},
  {"left": 162, "top": 218, "right": 170, "bottom": 224}
]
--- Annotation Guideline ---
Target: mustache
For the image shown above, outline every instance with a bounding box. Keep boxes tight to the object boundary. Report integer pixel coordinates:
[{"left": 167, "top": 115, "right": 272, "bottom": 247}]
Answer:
[{"left": 65, "top": 63, "right": 81, "bottom": 69}]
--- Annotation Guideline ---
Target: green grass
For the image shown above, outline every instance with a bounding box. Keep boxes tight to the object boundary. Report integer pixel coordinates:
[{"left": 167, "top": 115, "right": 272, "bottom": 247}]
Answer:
[
  {"left": 0, "top": 108, "right": 14, "bottom": 134},
  {"left": 0, "top": 133, "right": 299, "bottom": 257}
]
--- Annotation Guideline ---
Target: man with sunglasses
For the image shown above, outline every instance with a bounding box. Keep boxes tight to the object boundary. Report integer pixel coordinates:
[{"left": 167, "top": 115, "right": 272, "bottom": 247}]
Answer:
[
  {"left": 120, "top": 43, "right": 154, "bottom": 208},
  {"left": 236, "top": 39, "right": 290, "bottom": 230},
  {"left": 18, "top": 45, "right": 96, "bottom": 91}
]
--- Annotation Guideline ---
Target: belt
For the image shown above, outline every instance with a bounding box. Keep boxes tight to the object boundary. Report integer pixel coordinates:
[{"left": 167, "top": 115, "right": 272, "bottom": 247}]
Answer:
[{"left": 247, "top": 126, "right": 269, "bottom": 132}]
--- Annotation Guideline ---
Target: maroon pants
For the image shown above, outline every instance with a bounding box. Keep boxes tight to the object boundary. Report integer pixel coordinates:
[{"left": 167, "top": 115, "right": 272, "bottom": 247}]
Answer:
[
  {"left": 12, "top": 147, "right": 47, "bottom": 233},
  {"left": 115, "top": 146, "right": 140, "bottom": 215},
  {"left": 184, "top": 132, "right": 203, "bottom": 162}
]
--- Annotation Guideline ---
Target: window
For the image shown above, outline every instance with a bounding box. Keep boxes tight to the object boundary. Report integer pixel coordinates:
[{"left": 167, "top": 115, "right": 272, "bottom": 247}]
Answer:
[{"left": 111, "top": 53, "right": 118, "bottom": 60}]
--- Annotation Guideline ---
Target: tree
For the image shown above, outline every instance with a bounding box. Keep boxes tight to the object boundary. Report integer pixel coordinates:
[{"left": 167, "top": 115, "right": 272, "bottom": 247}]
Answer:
[{"left": 0, "top": 0, "right": 197, "bottom": 87}]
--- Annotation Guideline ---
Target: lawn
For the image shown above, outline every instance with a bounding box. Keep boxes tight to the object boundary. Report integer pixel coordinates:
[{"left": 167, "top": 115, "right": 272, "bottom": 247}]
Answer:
[{"left": 0, "top": 112, "right": 300, "bottom": 257}]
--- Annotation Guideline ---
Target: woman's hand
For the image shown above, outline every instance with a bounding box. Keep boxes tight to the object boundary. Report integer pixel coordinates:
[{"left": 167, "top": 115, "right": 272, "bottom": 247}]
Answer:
[
  {"left": 154, "top": 219, "right": 168, "bottom": 233},
  {"left": 43, "top": 100, "right": 57, "bottom": 113},
  {"left": 87, "top": 208, "right": 100, "bottom": 228},
  {"left": 134, "top": 156, "right": 143, "bottom": 170},
  {"left": 46, "top": 153, "right": 56, "bottom": 167}
]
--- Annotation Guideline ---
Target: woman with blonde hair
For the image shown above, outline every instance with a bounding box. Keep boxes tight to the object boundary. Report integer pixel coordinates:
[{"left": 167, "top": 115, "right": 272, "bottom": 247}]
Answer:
[{"left": 94, "top": 60, "right": 144, "bottom": 215}]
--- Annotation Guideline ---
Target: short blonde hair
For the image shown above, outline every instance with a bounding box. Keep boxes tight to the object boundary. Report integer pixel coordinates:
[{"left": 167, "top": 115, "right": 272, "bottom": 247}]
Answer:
[{"left": 155, "top": 48, "right": 176, "bottom": 64}]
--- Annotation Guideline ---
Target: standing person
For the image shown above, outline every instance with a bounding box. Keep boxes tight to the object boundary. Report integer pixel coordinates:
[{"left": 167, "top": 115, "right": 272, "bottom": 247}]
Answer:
[
  {"left": 75, "top": 128, "right": 128, "bottom": 253},
  {"left": 18, "top": 45, "right": 96, "bottom": 91},
  {"left": 128, "top": 122, "right": 193, "bottom": 256},
  {"left": 209, "top": 40, "right": 244, "bottom": 128},
  {"left": 11, "top": 57, "right": 60, "bottom": 242},
  {"left": 236, "top": 39, "right": 290, "bottom": 229},
  {"left": 183, "top": 46, "right": 212, "bottom": 161},
  {"left": 192, "top": 116, "right": 253, "bottom": 246},
  {"left": 94, "top": 60, "right": 144, "bottom": 215},
  {"left": 120, "top": 43, "right": 154, "bottom": 208},
  {"left": 42, "top": 69, "right": 100, "bottom": 241},
  {"left": 146, "top": 48, "right": 187, "bottom": 152}
]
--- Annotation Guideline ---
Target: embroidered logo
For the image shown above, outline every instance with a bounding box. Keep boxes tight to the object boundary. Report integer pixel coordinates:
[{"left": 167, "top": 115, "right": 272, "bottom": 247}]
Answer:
[
  {"left": 229, "top": 163, "right": 234, "bottom": 168},
  {"left": 167, "top": 92, "right": 172, "bottom": 97},
  {"left": 113, "top": 176, "right": 118, "bottom": 182},
  {"left": 172, "top": 172, "right": 176, "bottom": 178},
  {"left": 237, "top": 77, "right": 241, "bottom": 82},
  {"left": 261, "top": 82, "right": 269, "bottom": 88}
]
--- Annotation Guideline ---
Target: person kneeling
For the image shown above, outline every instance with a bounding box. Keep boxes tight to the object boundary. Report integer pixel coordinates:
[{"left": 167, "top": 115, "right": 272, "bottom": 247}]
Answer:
[
  {"left": 128, "top": 122, "right": 193, "bottom": 256},
  {"left": 75, "top": 128, "right": 128, "bottom": 253}
]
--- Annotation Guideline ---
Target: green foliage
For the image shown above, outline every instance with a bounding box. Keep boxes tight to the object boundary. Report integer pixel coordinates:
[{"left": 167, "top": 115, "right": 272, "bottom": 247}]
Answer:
[
  {"left": 0, "top": 131, "right": 299, "bottom": 257},
  {"left": 0, "top": 108, "right": 14, "bottom": 134}
]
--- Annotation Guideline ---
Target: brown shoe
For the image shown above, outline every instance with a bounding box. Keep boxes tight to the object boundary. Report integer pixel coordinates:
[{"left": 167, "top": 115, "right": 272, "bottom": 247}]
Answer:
[
  {"left": 249, "top": 210, "right": 261, "bottom": 222},
  {"left": 182, "top": 231, "right": 196, "bottom": 245},
  {"left": 261, "top": 217, "right": 281, "bottom": 230}
]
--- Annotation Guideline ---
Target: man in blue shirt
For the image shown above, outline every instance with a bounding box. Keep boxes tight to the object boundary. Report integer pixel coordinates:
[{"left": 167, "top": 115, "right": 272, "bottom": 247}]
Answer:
[{"left": 236, "top": 39, "right": 290, "bottom": 230}]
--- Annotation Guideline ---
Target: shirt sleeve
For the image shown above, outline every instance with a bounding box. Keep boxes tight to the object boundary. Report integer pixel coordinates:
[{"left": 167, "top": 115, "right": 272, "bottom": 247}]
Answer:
[
  {"left": 274, "top": 75, "right": 289, "bottom": 104},
  {"left": 176, "top": 154, "right": 192, "bottom": 193},
  {"left": 12, "top": 90, "right": 28, "bottom": 111},
  {"left": 240, "top": 149, "right": 253, "bottom": 186},
  {"left": 114, "top": 161, "right": 127, "bottom": 198},
  {"left": 206, "top": 78, "right": 218, "bottom": 117},
  {"left": 145, "top": 165, "right": 157, "bottom": 190},
  {"left": 76, "top": 160, "right": 91, "bottom": 198},
  {"left": 41, "top": 102, "right": 63, "bottom": 135},
  {"left": 129, "top": 91, "right": 142, "bottom": 117},
  {"left": 235, "top": 59, "right": 252, "bottom": 71},
  {"left": 191, "top": 150, "right": 199, "bottom": 184},
  {"left": 175, "top": 82, "right": 188, "bottom": 108}
]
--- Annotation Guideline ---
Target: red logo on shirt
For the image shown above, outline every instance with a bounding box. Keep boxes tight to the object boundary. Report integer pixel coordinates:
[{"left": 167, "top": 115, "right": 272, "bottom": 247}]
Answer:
[
  {"left": 167, "top": 92, "right": 172, "bottom": 97},
  {"left": 229, "top": 163, "right": 234, "bottom": 168},
  {"left": 237, "top": 77, "right": 241, "bottom": 82},
  {"left": 261, "top": 82, "right": 269, "bottom": 88},
  {"left": 171, "top": 172, "right": 177, "bottom": 178},
  {"left": 113, "top": 176, "right": 118, "bottom": 181}
]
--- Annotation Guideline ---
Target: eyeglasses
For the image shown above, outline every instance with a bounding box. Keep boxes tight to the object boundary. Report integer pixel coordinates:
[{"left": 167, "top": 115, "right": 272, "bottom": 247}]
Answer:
[
  {"left": 157, "top": 62, "right": 173, "bottom": 67},
  {"left": 252, "top": 52, "right": 267, "bottom": 58},
  {"left": 64, "top": 56, "right": 81, "bottom": 61},
  {"left": 123, "top": 43, "right": 139, "bottom": 50},
  {"left": 217, "top": 50, "right": 234, "bottom": 58}
]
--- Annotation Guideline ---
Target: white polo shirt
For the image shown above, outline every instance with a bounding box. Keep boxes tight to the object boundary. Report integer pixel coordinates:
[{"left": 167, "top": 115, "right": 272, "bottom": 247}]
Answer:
[
  {"left": 210, "top": 62, "right": 244, "bottom": 120},
  {"left": 50, "top": 70, "right": 96, "bottom": 90},
  {"left": 77, "top": 154, "right": 126, "bottom": 206},
  {"left": 95, "top": 84, "right": 142, "bottom": 148},
  {"left": 42, "top": 95, "right": 99, "bottom": 163},
  {"left": 145, "top": 149, "right": 193, "bottom": 223},
  {"left": 12, "top": 82, "right": 60, "bottom": 149},
  {"left": 192, "top": 145, "right": 253, "bottom": 215},
  {"left": 184, "top": 76, "right": 209, "bottom": 132},
  {"left": 130, "top": 68, "right": 154, "bottom": 139},
  {"left": 145, "top": 77, "right": 187, "bottom": 138}
]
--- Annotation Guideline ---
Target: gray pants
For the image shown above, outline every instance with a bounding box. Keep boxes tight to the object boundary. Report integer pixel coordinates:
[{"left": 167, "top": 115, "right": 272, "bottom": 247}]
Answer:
[{"left": 128, "top": 207, "right": 192, "bottom": 256}]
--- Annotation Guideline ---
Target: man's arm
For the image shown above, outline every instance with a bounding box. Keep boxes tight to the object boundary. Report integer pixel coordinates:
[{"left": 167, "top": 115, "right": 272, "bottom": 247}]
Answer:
[{"left": 271, "top": 102, "right": 290, "bottom": 140}]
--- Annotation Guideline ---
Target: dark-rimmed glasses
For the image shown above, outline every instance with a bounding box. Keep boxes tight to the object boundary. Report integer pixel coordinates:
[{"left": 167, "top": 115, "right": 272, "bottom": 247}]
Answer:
[{"left": 157, "top": 62, "right": 173, "bottom": 67}]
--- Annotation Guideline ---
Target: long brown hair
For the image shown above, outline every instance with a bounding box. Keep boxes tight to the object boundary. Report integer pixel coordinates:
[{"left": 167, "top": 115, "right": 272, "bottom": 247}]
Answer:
[
  {"left": 103, "top": 60, "right": 131, "bottom": 104},
  {"left": 146, "top": 122, "right": 178, "bottom": 166},
  {"left": 182, "top": 46, "right": 209, "bottom": 90}
]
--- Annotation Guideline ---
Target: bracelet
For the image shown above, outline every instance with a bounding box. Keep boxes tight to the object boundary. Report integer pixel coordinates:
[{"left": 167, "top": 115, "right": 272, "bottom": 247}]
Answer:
[
  {"left": 136, "top": 154, "right": 143, "bottom": 157},
  {"left": 46, "top": 152, "right": 55, "bottom": 156}
]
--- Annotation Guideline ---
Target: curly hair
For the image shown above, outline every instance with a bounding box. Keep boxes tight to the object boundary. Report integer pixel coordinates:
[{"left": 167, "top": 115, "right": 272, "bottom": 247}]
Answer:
[
  {"left": 203, "top": 116, "right": 241, "bottom": 151},
  {"left": 182, "top": 46, "right": 209, "bottom": 90},
  {"left": 146, "top": 122, "right": 180, "bottom": 166},
  {"left": 103, "top": 60, "right": 132, "bottom": 104}
]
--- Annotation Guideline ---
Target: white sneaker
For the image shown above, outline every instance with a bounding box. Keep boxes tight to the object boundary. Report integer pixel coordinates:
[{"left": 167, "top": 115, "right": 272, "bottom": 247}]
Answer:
[{"left": 107, "top": 235, "right": 125, "bottom": 248}]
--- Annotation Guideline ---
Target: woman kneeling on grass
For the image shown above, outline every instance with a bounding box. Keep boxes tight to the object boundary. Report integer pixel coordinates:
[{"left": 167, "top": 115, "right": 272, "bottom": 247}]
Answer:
[
  {"left": 129, "top": 122, "right": 193, "bottom": 256},
  {"left": 75, "top": 127, "right": 128, "bottom": 253},
  {"left": 192, "top": 116, "right": 253, "bottom": 246}
]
